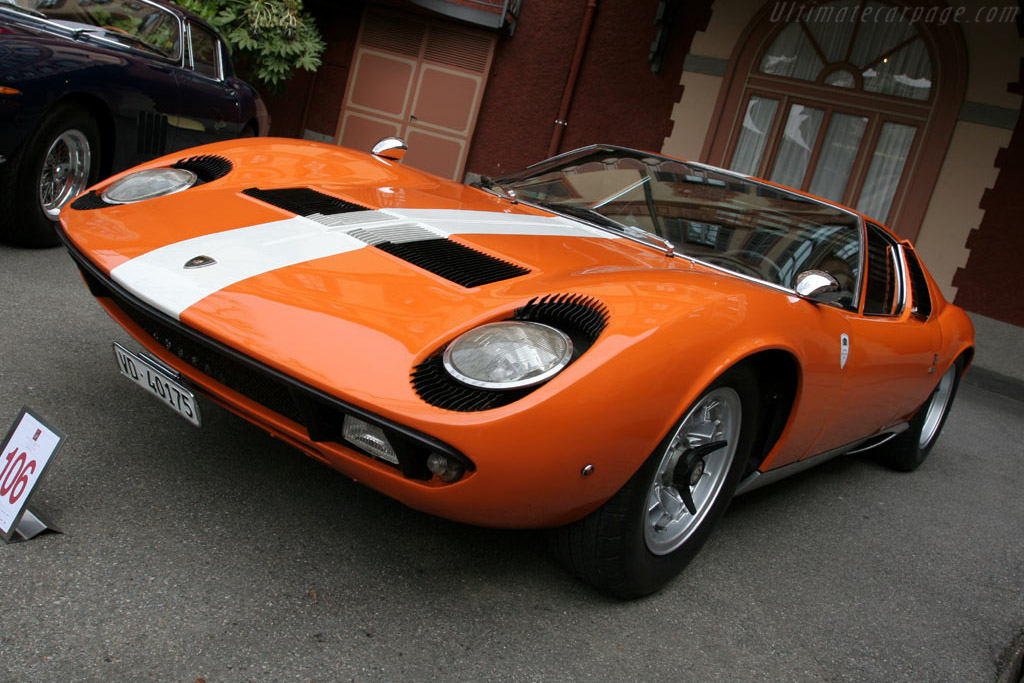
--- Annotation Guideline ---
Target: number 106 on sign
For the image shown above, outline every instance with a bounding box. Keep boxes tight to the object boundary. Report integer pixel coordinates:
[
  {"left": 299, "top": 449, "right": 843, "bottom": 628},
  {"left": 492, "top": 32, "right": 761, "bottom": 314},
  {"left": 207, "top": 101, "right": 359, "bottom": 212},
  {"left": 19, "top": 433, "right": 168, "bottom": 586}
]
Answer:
[{"left": 0, "top": 408, "right": 63, "bottom": 542}]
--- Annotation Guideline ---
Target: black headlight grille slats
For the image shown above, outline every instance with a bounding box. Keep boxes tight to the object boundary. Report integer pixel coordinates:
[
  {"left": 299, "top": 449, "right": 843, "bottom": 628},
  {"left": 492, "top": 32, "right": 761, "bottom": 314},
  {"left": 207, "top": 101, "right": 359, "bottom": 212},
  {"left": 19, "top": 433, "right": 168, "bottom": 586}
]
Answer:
[
  {"left": 70, "top": 191, "right": 112, "bottom": 211},
  {"left": 242, "top": 187, "right": 371, "bottom": 216},
  {"left": 375, "top": 238, "right": 530, "bottom": 288},
  {"left": 411, "top": 355, "right": 530, "bottom": 412},
  {"left": 514, "top": 293, "right": 609, "bottom": 351},
  {"left": 411, "top": 293, "right": 609, "bottom": 412},
  {"left": 172, "top": 154, "right": 233, "bottom": 183}
]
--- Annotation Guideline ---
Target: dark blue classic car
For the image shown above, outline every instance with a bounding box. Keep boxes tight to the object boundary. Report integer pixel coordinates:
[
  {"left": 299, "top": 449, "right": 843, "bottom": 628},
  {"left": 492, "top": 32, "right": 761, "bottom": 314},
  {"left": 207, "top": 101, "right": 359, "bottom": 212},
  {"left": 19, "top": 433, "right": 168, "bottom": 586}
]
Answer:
[{"left": 0, "top": 0, "right": 268, "bottom": 246}]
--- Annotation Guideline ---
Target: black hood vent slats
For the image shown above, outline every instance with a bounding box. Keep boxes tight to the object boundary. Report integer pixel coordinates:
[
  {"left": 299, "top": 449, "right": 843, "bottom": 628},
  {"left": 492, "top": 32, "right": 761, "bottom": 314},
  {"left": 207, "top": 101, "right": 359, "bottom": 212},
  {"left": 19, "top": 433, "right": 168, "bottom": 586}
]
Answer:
[
  {"left": 375, "top": 238, "right": 530, "bottom": 288},
  {"left": 242, "top": 187, "right": 370, "bottom": 216}
]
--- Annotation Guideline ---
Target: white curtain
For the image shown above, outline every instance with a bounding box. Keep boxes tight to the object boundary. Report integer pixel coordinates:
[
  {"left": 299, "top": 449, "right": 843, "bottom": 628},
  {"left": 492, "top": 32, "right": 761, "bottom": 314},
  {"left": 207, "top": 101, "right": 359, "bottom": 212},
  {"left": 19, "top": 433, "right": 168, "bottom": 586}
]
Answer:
[
  {"left": 729, "top": 96, "right": 778, "bottom": 175},
  {"left": 856, "top": 122, "right": 916, "bottom": 221},
  {"left": 803, "top": 0, "right": 859, "bottom": 63},
  {"left": 809, "top": 113, "right": 868, "bottom": 202},
  {"left": 769, "top": 104, "right": 824, "bottom": 189},
  {"left": 759, "top": 23, "right": 822, "bottom": 81}
]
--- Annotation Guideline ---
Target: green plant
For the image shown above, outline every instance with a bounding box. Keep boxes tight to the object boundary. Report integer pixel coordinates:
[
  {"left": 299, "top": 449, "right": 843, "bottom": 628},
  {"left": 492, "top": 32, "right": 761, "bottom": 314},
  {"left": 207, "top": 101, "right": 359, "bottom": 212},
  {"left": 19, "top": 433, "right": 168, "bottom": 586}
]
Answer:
[{"left": 176, "top": 0, "right": 325, "bottom": 91}]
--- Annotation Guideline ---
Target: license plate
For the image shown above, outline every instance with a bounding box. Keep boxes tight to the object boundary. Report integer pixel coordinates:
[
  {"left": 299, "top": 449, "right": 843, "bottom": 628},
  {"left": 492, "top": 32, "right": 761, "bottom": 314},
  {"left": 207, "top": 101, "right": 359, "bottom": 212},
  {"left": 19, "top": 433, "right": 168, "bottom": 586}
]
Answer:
[{"left": 113, "top": 342, "right": 201, "bottom": 427}]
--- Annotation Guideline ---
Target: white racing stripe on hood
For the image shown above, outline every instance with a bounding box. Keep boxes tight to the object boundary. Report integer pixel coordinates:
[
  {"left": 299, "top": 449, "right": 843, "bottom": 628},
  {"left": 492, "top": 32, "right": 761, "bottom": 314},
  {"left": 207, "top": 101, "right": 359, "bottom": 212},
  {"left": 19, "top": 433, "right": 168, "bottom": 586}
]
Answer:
[
  {"left": 111, "top": 208, "right": 618, "bottom": 319},
  {"left": 111, "top": 216, "right": 366, "bottom": 319},
  {"left": 378, "top": 209, "right": 619, "bottom": 239}
]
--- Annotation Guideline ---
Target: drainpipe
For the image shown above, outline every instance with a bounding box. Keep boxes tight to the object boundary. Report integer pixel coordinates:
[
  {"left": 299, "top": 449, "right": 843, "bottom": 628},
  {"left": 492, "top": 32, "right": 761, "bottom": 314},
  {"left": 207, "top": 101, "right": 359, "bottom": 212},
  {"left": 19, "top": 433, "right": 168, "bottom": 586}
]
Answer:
[{"left": 547, "top": 0, "right": 599, "bottom": 157}]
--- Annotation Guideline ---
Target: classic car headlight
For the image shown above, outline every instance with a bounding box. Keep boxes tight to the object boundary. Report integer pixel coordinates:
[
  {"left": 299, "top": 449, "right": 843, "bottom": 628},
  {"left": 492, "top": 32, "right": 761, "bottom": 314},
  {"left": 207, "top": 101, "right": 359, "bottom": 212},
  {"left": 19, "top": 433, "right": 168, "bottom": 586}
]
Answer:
[
  {"left": 101, "top": 168, "right": 197, "bottom": 204},
  {"left": 442, "top": 321, "right": 573, "bottom": 390}
]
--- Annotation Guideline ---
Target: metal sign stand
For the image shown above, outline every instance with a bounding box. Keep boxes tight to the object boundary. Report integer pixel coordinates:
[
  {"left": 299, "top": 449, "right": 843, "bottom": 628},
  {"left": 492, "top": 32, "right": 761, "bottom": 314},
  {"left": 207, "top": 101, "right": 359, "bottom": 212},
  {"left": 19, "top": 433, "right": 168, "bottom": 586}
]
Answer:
[{"left": 14, "top": 508, "right": 57, "bottom": 541}]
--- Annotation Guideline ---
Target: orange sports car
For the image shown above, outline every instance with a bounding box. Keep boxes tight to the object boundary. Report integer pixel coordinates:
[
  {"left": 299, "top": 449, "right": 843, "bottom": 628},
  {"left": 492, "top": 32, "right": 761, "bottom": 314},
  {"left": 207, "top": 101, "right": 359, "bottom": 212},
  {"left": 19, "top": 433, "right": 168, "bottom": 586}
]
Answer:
[{"left": 57, "top": 139, "right": 974, "bottom": 598}]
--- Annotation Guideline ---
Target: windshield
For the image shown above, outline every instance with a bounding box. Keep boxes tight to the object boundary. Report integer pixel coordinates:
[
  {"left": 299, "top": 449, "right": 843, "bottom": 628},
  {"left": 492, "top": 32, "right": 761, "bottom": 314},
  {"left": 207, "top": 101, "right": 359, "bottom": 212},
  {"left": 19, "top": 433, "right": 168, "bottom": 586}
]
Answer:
[
  {"left": 496, "top": 146, "right": 862, "bottom": 306},
  {"left": 6, "top": 0, "right": 182, "bottom": 59}
]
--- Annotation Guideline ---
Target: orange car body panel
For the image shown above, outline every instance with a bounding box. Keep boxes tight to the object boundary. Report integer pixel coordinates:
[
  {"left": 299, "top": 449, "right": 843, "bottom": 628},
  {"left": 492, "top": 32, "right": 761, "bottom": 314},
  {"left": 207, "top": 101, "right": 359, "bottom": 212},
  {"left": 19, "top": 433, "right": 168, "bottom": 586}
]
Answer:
[{"left": 59, "top": 138, "right": 975, "bottom": 528}]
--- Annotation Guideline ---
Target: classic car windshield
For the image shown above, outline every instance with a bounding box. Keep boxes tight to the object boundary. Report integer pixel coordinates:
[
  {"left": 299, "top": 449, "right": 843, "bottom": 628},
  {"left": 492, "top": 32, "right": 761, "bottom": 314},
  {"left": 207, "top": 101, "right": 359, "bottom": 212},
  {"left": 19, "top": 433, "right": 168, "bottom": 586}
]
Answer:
[
  {"left": 497, "top": 146, "right": 863, "bottom": 305},
  {"left": 8, "top": 0, "right": 181, "bottom": 59}
]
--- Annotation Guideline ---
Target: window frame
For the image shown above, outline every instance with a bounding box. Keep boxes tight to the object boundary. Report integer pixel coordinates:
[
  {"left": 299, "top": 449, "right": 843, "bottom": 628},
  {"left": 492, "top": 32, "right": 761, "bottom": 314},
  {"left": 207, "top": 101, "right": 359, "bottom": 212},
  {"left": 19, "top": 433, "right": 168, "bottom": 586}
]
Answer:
[
  {"left": 702, "top": 0, "right": 967, "bottom": 242},
  {"left": 185, "top": 21, "right": 224, "bottom": 81}
]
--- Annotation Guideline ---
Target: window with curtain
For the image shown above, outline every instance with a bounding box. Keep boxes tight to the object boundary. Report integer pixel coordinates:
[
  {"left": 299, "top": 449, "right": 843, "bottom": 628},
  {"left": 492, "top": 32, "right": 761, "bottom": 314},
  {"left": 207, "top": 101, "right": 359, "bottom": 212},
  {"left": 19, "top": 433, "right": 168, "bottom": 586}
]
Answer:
[{"left": 725, "top": 0, "right": 933, "bottom": 225}]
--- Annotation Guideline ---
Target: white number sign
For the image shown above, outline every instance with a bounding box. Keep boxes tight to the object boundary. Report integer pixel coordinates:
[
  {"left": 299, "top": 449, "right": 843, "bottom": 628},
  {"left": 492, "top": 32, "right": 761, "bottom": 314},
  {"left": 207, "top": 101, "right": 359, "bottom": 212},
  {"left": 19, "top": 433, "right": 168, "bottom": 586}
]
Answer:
[{"left": 0, "top": 407, "right": 64, "bottom": 542}]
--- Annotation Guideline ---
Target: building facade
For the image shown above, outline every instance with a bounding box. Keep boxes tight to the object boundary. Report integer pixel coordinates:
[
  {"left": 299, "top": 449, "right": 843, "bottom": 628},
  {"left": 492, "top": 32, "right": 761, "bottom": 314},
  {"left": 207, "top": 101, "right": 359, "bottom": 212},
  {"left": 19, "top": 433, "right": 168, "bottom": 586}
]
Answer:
[{"left": 264, "top": 0, "right": 1024, "bottom": 362}]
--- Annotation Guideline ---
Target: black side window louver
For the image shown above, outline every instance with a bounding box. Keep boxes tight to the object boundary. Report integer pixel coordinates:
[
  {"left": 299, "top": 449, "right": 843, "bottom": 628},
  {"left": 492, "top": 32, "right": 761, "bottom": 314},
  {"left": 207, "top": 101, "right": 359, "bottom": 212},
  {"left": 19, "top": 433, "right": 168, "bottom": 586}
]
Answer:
[
  {"left": 242, "top": 187, "right": 370, "bottom": 216},
  {"left": 904, "top": 248, "right": 932, "bottom": 319},
  {"left": 411, "top": 294, "right": 609, "bottom": 412}
]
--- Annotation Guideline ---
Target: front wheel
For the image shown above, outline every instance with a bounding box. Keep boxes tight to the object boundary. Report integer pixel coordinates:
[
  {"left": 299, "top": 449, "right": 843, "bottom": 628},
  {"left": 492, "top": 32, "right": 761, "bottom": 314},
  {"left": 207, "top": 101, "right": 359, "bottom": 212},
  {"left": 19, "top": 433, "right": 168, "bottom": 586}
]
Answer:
[
  {"left": 549, "top": 367, "right": 758, "bottom": 599},
  {"left": 0, "top": 103, "right": 101, "bottom": 247}
]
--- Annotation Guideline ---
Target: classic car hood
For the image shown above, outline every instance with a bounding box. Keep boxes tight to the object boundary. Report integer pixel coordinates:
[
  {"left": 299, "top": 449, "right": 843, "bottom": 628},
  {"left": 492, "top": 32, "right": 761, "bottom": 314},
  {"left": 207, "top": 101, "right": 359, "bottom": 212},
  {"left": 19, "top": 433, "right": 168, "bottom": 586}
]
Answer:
[{"left": 60, "top": 139, "right": 756, "bottom": 410}]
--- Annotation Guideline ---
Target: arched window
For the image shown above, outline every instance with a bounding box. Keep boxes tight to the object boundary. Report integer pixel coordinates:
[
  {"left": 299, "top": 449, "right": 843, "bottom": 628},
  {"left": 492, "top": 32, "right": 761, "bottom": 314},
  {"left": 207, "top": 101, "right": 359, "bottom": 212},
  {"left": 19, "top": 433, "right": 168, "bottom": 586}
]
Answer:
[{"left": 705, "top": 0, "right": 965, "bottom": 237}]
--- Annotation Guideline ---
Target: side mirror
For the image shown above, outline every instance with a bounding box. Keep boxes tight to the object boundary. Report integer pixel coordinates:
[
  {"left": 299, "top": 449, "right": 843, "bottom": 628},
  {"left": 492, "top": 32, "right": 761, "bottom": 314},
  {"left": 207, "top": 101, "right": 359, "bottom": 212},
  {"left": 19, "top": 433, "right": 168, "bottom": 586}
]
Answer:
[
  {"left": 371, "top": 137, "right": 407, "bottom": 162},
  {"left": 795, "top": 269, "right": 840, "bottom": 299}
]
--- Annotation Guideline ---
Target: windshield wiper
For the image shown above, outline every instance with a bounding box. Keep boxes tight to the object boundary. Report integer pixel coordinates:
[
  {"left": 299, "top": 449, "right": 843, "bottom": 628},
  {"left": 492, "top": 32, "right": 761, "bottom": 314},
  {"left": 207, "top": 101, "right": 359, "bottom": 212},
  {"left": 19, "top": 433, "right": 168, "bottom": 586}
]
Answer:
[
  {"left": 536, "top": 202, "right": 629, "bottom": 231},
  {"left": 474, "top": 176, "right": 520, "bottom": 204}
]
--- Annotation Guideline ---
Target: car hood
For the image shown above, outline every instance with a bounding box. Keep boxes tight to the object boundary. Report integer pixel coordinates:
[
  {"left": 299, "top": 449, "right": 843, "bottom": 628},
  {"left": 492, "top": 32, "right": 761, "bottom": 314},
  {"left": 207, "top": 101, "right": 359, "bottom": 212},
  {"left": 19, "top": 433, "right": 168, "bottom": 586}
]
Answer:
[{"left": 60, "top": 138, "right": 765, "bottom": 410}]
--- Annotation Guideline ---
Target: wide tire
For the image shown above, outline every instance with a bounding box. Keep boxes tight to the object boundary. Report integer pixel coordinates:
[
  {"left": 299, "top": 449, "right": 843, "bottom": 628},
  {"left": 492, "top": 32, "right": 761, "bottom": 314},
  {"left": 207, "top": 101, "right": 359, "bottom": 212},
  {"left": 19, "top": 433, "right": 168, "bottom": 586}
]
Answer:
[
  {"left": 0, "top": 103, "right": 101, "bottom": 248},
  {"left": 873, "top": 357, "right": 964, "bottom": 472},
  {"left": 549, "top": 366, "right": 759, "bottom": 599}
]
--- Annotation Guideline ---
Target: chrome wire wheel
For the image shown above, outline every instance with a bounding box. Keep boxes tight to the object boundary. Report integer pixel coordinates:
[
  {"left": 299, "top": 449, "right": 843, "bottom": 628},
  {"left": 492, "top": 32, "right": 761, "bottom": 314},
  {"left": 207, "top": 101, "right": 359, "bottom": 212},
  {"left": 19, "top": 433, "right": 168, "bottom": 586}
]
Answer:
[
  {"left": 919, "top": 364, "right": 957, "bottom": 449},
  {"left": 644, "top": 387, "right": 742, "bottom": 555},
  {"left": 39, "top": 129, "right": 91, "bottom": 219}
]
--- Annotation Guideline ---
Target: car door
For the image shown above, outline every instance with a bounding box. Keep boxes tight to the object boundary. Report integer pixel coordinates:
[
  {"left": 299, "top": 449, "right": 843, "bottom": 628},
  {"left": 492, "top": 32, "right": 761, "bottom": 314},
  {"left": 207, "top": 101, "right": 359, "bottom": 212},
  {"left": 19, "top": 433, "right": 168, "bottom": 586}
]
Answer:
[
  {"left": 808, "top": 221, "right": 942, "bottom": 454},
  {"left": 170, "top": 21, "right": 243, "bottom": 150}
]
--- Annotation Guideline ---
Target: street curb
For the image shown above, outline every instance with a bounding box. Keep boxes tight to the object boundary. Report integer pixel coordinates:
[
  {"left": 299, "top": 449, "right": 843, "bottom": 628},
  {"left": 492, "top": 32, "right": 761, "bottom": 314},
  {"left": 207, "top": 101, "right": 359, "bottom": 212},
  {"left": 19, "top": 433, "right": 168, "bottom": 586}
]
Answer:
[{"left": 962, "top": 365, "right": 1024, "bottom": 404}]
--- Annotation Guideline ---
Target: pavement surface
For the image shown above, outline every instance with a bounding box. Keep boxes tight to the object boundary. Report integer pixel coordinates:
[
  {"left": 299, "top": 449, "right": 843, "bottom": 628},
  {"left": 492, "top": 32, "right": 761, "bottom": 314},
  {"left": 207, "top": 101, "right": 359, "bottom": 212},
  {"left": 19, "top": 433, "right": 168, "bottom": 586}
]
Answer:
[{"left": 1, "top": 243, "right": 1023, "bottom": 682}]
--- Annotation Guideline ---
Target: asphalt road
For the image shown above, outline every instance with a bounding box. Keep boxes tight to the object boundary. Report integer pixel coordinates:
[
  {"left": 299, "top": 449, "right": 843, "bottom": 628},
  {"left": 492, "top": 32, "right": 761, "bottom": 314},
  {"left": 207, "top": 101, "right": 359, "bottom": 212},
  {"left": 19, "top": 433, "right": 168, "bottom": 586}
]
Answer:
[{"left": 1, "top": 243, "right": 1022, "bottom": 683}]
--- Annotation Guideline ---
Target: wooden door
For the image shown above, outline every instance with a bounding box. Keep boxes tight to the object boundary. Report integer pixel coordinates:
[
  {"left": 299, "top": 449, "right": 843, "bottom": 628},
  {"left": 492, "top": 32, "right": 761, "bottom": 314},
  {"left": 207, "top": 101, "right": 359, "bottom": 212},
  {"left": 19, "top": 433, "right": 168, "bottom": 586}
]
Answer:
[{"left": 336, "top": 11, "right": 496, "bottom": 180}]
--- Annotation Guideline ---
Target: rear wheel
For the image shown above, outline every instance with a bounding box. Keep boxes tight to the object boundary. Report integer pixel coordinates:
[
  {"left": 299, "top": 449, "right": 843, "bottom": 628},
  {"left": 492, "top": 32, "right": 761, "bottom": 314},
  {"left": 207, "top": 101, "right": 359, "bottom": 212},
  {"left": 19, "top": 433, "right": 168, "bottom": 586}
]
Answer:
[
  {"left": 873, "top": 357, "right": 964, "bottom": 472},
  {"left": 549, "top": 367, "right": 758, "bottom": 598},
  {"left": 0, "top": 103, "right": 101, "bottom": 248}
]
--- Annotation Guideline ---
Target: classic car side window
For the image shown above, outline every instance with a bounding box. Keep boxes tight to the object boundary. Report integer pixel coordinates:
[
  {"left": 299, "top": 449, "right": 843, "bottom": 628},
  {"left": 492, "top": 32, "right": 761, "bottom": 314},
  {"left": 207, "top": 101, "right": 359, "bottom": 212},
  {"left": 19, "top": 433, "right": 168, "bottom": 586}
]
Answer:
[
  {"left": 862, "top": 222, "right": 904, "bottom": 316},
  {"left": 188, "top": 23, "right": 221, "bottom": 80}
]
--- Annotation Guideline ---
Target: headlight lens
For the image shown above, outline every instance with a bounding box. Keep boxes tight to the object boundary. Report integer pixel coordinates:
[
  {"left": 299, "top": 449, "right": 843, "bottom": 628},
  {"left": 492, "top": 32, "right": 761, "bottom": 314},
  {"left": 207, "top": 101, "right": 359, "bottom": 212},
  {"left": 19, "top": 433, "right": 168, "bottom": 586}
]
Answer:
[
  {"left": 442, "top": 321, "right": 573, "bottom": 390},
  {"left": 101, "top": 168, "right": 197, "bottom": 204}
]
